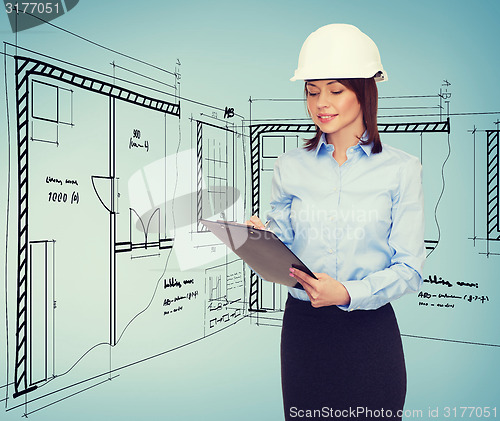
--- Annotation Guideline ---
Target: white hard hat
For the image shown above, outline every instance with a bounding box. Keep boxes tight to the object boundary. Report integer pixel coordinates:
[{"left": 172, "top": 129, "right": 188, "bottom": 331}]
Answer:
[{"left": 290, "top": 24, "right": 387, "bottom": 82}]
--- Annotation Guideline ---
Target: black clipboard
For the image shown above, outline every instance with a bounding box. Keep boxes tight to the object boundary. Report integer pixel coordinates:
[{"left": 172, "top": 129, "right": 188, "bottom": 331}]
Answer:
[{"left": 200, "top": 219, "right": 317, "bottom": 287}]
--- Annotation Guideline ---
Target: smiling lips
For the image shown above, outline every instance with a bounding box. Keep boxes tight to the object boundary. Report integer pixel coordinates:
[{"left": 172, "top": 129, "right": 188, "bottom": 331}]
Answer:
[{"left": 317, "top": 114, "right": 338, "bottom": 122}]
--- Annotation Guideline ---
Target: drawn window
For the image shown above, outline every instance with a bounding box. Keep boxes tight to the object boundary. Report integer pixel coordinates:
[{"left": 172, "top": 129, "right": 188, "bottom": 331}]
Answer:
[
  {"left": 31, "top": 80, "right": 73, "bottom": 124},
  {"left": 31, "top": 80, "right": 73, "bottom": 144},
  {"left": 261, "top": 134, "right": 299, "bottom": 171}
]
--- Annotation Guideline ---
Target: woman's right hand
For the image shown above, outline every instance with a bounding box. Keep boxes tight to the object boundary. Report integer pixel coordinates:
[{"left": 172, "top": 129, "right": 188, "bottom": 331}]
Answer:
[{"left": 245, "top": 215, "right": 265, "bottom": 229}]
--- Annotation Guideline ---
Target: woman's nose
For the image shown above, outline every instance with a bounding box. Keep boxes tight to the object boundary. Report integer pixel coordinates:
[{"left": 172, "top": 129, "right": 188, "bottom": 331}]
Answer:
[{"left": 316, "top": 90, "right": 329, "bottom": 108}]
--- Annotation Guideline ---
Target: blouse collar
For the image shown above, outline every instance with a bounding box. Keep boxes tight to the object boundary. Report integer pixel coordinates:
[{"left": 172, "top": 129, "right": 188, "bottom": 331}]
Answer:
[{"left": 314, "top": 131, "right": 372, "bottom": 157}]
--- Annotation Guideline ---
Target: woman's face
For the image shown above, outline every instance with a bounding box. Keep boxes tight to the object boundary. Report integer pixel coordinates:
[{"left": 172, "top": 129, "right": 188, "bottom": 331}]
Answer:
[{"left": 306, "top": 80, "right": 364, "bottom": 141}]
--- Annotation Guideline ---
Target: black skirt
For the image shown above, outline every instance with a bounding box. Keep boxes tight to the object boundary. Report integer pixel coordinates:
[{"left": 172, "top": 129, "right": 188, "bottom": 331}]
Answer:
[{"left": 281, "top": 294, "right": 406, "bottom": 420}]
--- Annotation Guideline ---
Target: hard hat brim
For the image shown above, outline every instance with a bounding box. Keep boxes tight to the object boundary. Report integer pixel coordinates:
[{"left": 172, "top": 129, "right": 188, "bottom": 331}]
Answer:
[{"left": 290, "top": 70, "right": 388, "bottom": 82}]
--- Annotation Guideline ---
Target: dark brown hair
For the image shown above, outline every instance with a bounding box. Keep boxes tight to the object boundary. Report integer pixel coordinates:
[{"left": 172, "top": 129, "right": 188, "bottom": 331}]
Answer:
[{"left": 303, "top": 78, "right": 382, "bottom": 154}]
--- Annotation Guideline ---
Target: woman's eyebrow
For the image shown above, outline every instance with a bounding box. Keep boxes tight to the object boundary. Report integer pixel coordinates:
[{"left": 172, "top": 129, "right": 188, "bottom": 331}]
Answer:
[{"left": 306, "top": 80, "right": 339, "bottom": 88}]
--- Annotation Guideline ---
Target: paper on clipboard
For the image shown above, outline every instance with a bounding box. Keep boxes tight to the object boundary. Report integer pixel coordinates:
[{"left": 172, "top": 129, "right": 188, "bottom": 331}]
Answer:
[{"left": 200, "top": 219, "right": 317, "bottom": 287}]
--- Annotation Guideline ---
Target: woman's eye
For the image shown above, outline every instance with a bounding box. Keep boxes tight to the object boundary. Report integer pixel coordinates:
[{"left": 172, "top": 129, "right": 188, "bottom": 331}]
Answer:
[
  {"left": 331, "top": 90, "right": 343, "bottom": 95},
  {"left": 307, "top": 91, "right": 318, "bottom": 96}
]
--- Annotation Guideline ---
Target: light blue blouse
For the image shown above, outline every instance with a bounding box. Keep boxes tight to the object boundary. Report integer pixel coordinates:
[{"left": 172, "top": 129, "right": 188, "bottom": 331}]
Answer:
[{"left": 266, "top": 133, "right": 425, "bottom": 311}]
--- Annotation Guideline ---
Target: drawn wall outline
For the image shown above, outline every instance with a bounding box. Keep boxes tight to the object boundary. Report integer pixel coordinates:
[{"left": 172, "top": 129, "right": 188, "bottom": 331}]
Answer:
[
  {"left": 12, "top": 55, "right": 180, "bottom": 399},
  {"left": 469, "top": 126, "right": 500, "bottom": 257},
  {"left": 486, "top": 130, "right": 499, "bottom": 252}
]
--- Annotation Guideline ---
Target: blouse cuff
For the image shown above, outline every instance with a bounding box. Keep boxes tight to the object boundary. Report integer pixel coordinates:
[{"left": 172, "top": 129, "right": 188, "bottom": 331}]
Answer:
[{"left": 337, "top": 280, "right": 373, "bottom": 311}]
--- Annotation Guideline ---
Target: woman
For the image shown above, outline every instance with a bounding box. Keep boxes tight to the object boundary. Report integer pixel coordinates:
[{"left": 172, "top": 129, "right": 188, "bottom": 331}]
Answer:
[{"left": 248, "top": 24, "right": 425, "bottom": 420}]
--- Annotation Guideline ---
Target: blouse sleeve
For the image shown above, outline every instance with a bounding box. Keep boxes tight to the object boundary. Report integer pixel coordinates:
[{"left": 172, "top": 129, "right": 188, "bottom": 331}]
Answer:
[
  {"left": 338, "top": 156, "right": 426, "bottom": 311},
  {"left": 265, "top": 157, "right": 295, "bottom": 247}
]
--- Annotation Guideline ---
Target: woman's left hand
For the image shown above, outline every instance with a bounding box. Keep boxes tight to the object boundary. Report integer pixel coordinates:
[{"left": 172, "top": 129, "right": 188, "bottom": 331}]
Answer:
[{"left": 289, "top": 268, "right": 351, "bottom": 308}]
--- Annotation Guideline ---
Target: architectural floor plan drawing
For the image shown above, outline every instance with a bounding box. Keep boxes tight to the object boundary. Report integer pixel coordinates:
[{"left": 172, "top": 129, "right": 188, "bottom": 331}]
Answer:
[
  {"left": 247, "top": 93, "right": 451, "bottom": 319},
  {"left": 1, "top": 35, "right": 248, "bottom": 416},
  {"left": 246, "top": 89, "right": 499, "bottom": 352}
]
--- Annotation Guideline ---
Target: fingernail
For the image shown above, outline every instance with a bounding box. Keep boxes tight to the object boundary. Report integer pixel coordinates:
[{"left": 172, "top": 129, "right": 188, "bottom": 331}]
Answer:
[{"left": 289, "top": 268, "right": 294, "bottom": 273}]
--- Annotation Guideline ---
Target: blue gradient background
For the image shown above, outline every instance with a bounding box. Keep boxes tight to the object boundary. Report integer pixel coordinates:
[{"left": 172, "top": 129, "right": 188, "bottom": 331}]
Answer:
[{"left": 1, "top": 0, "right": 499, "bottom": 420}]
